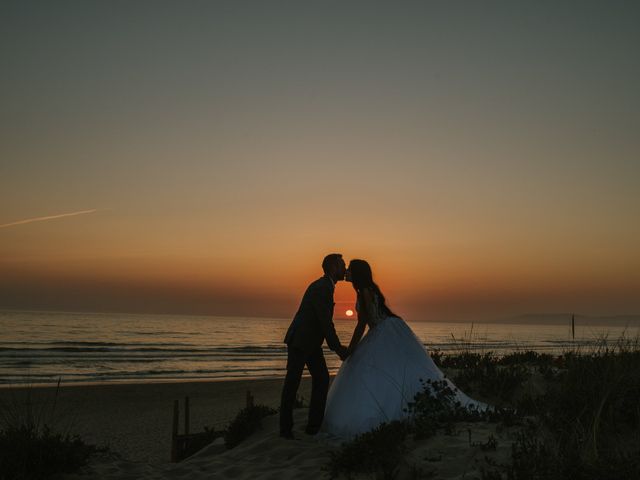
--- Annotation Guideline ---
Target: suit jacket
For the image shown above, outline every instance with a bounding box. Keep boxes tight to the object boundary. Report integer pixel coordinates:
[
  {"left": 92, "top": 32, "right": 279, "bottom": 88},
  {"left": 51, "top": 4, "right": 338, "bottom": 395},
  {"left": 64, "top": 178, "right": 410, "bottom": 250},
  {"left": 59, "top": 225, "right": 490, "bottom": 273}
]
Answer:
[{"left": 284, "top": 275, "right": 342, "bottom": 354}]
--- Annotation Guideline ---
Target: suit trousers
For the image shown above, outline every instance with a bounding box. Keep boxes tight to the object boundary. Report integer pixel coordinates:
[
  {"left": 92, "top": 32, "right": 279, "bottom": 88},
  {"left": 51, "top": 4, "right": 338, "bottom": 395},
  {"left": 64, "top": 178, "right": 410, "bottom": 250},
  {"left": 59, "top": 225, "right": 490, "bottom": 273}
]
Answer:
[{"left": 279, "top": 345, "right": 329, "bottom": 435}]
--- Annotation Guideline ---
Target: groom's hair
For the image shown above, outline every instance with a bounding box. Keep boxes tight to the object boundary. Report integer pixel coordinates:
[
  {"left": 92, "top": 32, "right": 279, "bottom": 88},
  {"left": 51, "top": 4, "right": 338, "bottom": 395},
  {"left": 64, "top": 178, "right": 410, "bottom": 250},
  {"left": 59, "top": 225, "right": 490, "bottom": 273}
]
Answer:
[{"left": 322, "top": 253, "right": 343, "bottom": 273}]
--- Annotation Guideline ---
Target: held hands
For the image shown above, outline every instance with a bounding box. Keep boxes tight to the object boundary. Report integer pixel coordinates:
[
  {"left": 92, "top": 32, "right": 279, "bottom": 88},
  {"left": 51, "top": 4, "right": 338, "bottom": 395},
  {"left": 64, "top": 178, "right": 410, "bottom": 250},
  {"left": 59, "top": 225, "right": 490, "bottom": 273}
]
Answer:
[{"left": 336, "top": 345, "right": 350, "bottom": 361}]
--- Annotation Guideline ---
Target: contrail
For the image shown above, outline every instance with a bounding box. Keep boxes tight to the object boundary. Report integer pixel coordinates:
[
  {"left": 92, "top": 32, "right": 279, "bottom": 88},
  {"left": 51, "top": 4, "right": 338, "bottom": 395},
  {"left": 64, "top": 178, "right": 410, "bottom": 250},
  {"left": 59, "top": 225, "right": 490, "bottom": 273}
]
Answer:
[{"left": 0, "top": 209, "right": 99, "bottom": 229}]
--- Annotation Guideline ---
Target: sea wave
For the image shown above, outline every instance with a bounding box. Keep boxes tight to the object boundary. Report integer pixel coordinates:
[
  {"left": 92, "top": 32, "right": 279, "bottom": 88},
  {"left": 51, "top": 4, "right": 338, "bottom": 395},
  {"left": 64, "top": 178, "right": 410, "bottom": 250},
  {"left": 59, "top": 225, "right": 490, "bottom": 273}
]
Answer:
[
  {"left": 0, "top": 345, "right": 288, "bottom": 354},
  {"left": 2, "top": 311, "right": 637, "bottom": 387}
]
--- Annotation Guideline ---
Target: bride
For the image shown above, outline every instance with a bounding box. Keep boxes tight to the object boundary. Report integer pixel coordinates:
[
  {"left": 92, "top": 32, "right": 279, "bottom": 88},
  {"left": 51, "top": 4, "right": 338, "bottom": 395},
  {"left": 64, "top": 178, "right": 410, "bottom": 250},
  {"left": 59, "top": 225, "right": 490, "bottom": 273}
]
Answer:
[{"left": 321, "top": 259, "right": 482, "bottom": 438}]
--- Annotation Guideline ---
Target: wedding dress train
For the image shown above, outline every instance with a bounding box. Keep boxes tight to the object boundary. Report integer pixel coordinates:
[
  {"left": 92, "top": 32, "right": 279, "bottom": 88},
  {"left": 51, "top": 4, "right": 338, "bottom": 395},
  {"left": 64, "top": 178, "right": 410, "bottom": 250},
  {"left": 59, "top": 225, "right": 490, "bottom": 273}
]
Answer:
[{"left": 322, "top": 312, "right": 483, "bottom": 438}]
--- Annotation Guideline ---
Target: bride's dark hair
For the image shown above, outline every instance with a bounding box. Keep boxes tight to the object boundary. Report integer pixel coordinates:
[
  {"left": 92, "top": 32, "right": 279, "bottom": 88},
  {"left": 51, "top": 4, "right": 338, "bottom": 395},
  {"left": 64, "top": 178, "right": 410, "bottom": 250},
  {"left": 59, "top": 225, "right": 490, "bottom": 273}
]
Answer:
[{"left": 348, "top": 259, "right": 397, "bottom": 318}]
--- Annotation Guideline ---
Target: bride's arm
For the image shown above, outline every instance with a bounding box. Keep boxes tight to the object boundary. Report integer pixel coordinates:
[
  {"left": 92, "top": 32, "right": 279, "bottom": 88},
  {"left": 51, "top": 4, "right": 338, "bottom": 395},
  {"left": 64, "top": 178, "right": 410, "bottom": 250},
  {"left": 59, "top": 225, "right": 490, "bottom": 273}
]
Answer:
[
  {"left": 347, "top": 317, "right": 367, "bottom": 355},
  {"left": 347, "top": 289, "right": 373, "bottom": 355}
]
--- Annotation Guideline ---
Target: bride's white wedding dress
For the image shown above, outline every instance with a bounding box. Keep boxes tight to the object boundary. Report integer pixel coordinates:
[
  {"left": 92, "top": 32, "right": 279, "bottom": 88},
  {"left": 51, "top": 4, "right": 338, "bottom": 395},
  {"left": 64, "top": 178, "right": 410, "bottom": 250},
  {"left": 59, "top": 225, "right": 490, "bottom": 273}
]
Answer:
[{"left": 322, "top": 293, "right": 482, "bottom": 439}]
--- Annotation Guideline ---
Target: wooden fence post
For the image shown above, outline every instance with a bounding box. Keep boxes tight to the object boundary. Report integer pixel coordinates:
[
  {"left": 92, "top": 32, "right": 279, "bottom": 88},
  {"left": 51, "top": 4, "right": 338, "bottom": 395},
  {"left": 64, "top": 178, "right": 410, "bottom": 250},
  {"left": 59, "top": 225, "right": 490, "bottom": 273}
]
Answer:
[
  {"left": 185, "top": 396, "right": 190, "bottom": 435},
  {"left": 171, "top": 399, "right": 179, "bottom": 462}
]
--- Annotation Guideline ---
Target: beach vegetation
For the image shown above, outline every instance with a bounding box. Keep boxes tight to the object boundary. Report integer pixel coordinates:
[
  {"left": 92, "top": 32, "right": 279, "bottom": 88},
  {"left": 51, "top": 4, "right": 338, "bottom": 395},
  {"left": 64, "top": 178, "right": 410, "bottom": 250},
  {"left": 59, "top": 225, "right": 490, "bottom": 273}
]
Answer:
[
  {"left": 327, "top": 379, "right": 499, "bottom": 479},
  {"left": 0, "top": 425, "right": 98, "bottom": 480},
  {"left": 326, "top": 421, "right": 408, "bottom": 480},
  {"left": 329, "top": 339, "right": 640, "bottom": 480},
  {"left": 178, "top": 426, "right": 224, "bottom": 460},
  {"left": 223, "top": 403, "right": 277, "bottom": 449},
  {"left": 0, "top": 380, "right": 99, "bottom": 480},
  {"left": 407, "top": 379, "right": 485, "bottom": 439},
  {"left": 502, "top": 339, "right": 640, "bottom": 480},
  {"left": 435, "top": 351, "right": 533, "bottom": 403}
]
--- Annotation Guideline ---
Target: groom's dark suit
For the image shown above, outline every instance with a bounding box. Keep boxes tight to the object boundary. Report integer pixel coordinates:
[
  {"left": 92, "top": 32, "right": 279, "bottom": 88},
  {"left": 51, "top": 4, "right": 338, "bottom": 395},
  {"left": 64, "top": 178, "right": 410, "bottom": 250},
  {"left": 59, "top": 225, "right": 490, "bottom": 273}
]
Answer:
[{"left": 280, "top": 275, "right": 343, "bottom": 436}]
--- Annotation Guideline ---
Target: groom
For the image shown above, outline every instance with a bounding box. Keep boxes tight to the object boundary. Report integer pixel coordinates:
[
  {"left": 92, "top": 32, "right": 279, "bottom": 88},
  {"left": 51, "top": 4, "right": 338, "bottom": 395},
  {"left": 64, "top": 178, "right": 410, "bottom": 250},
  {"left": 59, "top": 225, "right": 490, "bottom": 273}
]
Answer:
[{"left": 279, "top": 253, "right": 349, "bottom": 439}]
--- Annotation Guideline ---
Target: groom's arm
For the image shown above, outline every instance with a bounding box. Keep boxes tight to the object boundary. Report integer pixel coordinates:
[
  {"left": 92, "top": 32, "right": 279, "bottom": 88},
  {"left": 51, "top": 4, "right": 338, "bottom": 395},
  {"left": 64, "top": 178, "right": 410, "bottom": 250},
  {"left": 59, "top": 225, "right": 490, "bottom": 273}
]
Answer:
[{"left": 311, "top": 283, "right": 342, "bottom": 353}]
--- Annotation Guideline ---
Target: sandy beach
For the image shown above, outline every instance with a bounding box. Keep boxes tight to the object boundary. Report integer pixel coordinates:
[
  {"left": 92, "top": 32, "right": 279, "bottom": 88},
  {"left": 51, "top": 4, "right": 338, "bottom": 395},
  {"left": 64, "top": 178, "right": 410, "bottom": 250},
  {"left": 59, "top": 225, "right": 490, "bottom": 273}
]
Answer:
[
  {"left": 0, "top": 375, "right": 520, "bottom": 480},
  {"left": 63, "top": 409, "right": 516, "bottom": 480},
  {"left": 0, "top": 378, "right": 314, "bottom": 464},
  {"left": 5, "top": 347, "right": 639, "bottom": 479}
]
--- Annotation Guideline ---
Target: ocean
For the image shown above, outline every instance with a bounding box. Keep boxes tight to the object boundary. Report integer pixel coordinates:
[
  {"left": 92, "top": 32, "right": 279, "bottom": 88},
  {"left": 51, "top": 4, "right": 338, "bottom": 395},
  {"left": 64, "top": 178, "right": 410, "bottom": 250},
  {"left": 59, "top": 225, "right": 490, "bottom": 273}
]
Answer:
[{"left": 1, "top": 310, "right": 638, "bottom": 387}]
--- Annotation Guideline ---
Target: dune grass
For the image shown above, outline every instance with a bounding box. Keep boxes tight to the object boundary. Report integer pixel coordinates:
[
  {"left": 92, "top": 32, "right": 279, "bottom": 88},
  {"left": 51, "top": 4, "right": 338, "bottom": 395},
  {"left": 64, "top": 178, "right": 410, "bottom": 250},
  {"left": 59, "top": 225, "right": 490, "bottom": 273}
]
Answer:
[
  {"left": 0, "top": 379, "right": 99, "bottom": 480},
  {"left": 503, "top": 338, "right": 640, "bottom": 480},
  {"left": 328, "top": 336, "right": 640, "bottom": 480},
  {"left": 222, "top": 403, "right": 277, "bottom": 449}
]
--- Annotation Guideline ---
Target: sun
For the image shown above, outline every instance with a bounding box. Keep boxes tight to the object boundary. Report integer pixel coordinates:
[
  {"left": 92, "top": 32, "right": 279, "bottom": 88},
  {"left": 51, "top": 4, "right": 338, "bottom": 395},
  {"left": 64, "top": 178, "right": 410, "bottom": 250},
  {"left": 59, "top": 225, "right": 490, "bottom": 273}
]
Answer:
[{"left": 345, "top": 309, "right": 354, "bottom": 317}]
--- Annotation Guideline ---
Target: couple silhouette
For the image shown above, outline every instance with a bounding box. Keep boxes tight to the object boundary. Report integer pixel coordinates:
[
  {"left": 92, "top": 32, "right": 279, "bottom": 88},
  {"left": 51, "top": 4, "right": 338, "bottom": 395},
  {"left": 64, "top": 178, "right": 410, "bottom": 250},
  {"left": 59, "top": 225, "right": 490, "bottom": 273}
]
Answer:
[{"left": 279, "top": 253, "right": 482, "bottom": 440}]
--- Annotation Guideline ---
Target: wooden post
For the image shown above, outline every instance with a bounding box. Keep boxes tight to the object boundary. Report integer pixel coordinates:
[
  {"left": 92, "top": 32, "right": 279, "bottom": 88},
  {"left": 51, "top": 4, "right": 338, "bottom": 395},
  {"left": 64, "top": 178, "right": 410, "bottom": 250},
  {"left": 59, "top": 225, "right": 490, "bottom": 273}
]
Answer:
[
  {"left": 246, "top": 390, "right": 253, "bottom": 409},
  {"left": 184, "top": 396, "right": 190, "bottom": 435},
  {"left": 572, "top": 314, "right": 575, "bottom": 340},
  {"left": 171, "top": 399, "right": 179, "bottom": 462}
]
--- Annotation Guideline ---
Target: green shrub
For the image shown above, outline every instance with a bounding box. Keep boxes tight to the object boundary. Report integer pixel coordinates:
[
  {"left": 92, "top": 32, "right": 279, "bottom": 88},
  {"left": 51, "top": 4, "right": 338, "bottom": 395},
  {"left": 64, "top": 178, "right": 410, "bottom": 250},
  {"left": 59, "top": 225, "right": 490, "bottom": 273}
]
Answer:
[
  {"left": 506, "top": 341, "right": 640, "bottom": 479},
  {"left": 0, "top": 425, "right": 97, "bottom": 480},
  {"left": 498, "top": 351, "right": 554, "bottom": 367},
  {"left": 407, "top": 379, "right": 484, "bottom": 439},
  {"left": 327, "top": 379, "right": 494, "bottom": 479},
  {"left": 452, "top": 356, "right": 530, "bottom": 403},
  {"left": 223, "top": 404, "right": 277, "bottom": 449},
  {"left": 331, "top": 342, "right": 640, "bottom": 480},
  {"left": 326, "top": 421, "right": 408, "bottom": 480},
  {"left": 507, "top": 429, "right": 640, "bottom": 480},
  {"left": 0, "top": 381, "right": 99, "bottom": 480}
]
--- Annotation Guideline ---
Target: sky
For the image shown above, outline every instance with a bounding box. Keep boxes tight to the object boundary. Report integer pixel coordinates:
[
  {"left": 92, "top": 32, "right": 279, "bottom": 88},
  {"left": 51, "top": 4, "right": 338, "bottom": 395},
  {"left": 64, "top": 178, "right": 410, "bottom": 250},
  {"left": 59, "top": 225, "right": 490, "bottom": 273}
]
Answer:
[{"left": 1, "top": 1, "right": 639, "bottom": 322}]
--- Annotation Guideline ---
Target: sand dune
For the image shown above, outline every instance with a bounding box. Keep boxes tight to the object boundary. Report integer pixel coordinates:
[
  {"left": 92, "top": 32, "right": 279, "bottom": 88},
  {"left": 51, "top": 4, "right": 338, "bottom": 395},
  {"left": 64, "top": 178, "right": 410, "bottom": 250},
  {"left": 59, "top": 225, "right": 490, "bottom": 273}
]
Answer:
[
  {"left": 67, "top": 408, "right": 518, "bottom": 480},
  {"left": 0, "top": 378, "right": 313, "bottom": 463},
  {"left": 1, "top": 378, "right": 519, "bottom": 479}
]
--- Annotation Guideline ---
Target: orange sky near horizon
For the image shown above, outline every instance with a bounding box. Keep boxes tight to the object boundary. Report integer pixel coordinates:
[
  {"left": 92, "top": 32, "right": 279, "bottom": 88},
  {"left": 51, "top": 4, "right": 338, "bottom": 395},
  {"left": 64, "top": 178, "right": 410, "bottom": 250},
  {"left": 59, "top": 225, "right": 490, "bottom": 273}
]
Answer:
[
  {"left": 1, "top": 2, "right": 639, "bottom": 321},
  {"left": 1, "top": 210, "right": 638, "bottom": 321}
]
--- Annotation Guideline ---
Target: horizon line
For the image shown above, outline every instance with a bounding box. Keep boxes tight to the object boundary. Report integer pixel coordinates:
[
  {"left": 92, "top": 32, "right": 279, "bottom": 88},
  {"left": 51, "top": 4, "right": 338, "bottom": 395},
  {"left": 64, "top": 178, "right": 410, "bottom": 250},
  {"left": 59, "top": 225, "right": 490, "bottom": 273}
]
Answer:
[{"left": 1, "top": 307, "right": 639, "bottom": 324}]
